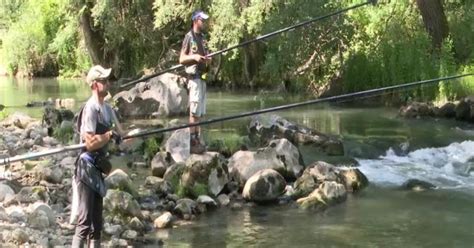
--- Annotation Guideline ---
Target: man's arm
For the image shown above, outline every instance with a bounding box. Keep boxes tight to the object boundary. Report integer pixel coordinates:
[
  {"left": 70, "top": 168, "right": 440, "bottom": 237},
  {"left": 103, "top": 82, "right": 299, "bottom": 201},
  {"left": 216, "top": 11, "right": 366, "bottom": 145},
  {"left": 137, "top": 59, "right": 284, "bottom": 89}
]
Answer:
[
  {"left": 84, "top": 132, "right": 111, "bottom": 151},
  {"left": 81, "top": 104, "right": 112, "bottom": 151},
  {"left": 179, "top": 34, "right": 206, "bottom": 65}
]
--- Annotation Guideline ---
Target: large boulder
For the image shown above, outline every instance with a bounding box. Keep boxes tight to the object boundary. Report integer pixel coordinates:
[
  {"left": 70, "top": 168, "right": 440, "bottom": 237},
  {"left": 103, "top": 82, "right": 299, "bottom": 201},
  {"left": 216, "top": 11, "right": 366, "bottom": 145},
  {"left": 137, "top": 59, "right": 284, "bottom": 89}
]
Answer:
[
  {"left": 293, "top": 161, "right": 340, "bottom": 198},
  {"left": 180, "top": 152, "right": 229, "bottom": 198},
  {"left": 151, "top": 151, "right": 174, "bottom": 178},
  {"left": 105, "top": 169, "right": 138, "bottom": 198},
  {"left": 27, "top": 202, "right": 55, "bottom": 227},
  {"left": 42, "top": 106, "right": 74, "bottom": 136},
  {"left": 144, "top": 176, "right": 172, "bottom": 195},
  {"left": 338, "top": 168, "right": 369, "bottom": 192},
  {"left": 399, "top": 102, "right": 435, "bottom": 118},
  {"left": 296, "top": 181, "right": 347, "bottom": 210},
  {"left": 16, "top": 186, "right": 49, "bottom": 203},
  {"left": 154, "top": 211, "right": 173, "bottom": 229},
  {"left": 242, "top": 169, "right": 286, "bottom": 202},
  {"left": 401, "top": 179, "right": 436, "bottom": 191},
  {"left": 228, "top": 139, "right": 303, "bottom": 186},
  {"left": 174, "top": 198, "right": 199, "bottom": 217},
  {"left": 249, "top": 115, "right": 344, "bottom": 155},
  {"left": 165, "top": 129, "right": 191, "bottom": 163},
  {"left": 1, "top": 112, "right": 34, "bottom": 129},
  {"left": 455, "top": 99, "right": 471, "bottom": 121},
  {"left": 0, "top": 184, "right": 15, "bottom": 202},
  {"left": 436, "top": 102, "right": 456, "bottom": 118},
  {"left": 103, "top": 190, "right": 142, "bottom": 218},
  {"left": 33, "top": 161, "right": 63, "bottom": 184},
  {"left": 114, "top": 73, "right": 188, "bottom": 118},
  {"left": 163, "top": 163, "right": 186, "bottom": 192}
]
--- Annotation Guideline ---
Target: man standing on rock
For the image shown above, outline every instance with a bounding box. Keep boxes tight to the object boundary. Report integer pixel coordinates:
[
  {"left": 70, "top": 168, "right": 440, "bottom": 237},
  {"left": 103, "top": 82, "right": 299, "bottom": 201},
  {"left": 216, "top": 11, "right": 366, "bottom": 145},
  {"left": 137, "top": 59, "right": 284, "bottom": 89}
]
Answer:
[
  {"left": 72, "top": 65, "right": 123, "bottom": 248},
  {"left": 179, "top": 10, "right": 211, "bottom": 154}
]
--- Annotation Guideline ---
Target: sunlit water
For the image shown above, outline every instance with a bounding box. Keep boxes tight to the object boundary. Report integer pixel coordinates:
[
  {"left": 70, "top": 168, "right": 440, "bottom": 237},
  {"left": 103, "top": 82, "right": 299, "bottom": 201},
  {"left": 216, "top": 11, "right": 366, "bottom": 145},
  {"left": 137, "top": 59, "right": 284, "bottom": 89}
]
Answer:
[{"left": 1, "top": 77, "right": 473, "bottom": 247}]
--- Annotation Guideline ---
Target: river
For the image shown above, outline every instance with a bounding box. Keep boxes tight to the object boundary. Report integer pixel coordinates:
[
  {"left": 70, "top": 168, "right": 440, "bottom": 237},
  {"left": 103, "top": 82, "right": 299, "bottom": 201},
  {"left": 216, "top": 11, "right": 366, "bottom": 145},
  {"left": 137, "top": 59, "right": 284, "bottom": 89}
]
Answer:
[{"left": 1, "top": 77, "right": 473, "bottom": 247}]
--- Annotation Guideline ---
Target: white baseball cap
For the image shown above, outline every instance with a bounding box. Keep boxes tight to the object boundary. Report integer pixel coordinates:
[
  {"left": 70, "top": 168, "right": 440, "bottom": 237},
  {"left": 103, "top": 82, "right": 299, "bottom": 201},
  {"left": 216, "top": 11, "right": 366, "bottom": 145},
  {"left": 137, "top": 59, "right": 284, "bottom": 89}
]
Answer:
[{"left": 86, "top": 65, "right": 112, "bottom": 86}]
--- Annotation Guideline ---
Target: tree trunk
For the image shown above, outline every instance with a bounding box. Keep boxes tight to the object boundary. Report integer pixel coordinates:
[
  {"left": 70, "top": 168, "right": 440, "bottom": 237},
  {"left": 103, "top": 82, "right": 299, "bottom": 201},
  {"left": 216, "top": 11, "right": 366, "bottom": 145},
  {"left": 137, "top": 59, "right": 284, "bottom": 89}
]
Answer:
[
  {"left": 79, "top": 2, "right": 108, "bottom": 67},
  {"left": 415, "top": 0, "right": 449, "bottom": 50}
]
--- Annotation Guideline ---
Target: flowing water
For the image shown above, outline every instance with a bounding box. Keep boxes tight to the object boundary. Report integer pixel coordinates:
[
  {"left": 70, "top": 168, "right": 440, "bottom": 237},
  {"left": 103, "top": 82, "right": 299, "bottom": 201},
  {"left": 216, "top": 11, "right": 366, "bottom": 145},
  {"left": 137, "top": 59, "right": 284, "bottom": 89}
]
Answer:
[{"left": 1, "top": 77, "right": 473, "bottom": 247}]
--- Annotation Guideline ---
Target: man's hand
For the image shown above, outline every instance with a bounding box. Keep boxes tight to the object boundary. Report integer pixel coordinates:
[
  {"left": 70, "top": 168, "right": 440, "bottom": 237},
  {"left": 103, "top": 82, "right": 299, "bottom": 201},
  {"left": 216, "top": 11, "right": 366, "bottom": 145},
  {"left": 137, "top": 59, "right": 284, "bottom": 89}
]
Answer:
[
  {"left": 193, "top": 54, "right": 206, "bottom": 63},
  {"left": 109, "top": 130, "right": 122, "bottom": 145}
]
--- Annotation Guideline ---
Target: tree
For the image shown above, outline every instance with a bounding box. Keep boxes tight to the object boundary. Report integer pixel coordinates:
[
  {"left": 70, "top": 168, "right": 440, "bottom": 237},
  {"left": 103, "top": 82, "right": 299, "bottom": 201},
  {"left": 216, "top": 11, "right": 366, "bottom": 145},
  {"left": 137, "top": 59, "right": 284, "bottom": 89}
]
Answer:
[{"left": 415, "top": 0, "right": 449, "bottom": 51}]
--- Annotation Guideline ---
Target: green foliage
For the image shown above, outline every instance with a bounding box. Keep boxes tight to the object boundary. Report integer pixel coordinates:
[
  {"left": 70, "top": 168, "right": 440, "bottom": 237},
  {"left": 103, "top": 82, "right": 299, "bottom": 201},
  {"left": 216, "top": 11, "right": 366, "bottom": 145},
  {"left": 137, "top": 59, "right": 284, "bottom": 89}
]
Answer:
[
  {"left": 53, "top": 123, "right": 74, "bottom": 144},
  {"left": 341, "top": 0, "right": 471, "bottom": 102},
  {"left": 142, "top": 137, "right": 161, "bottom": 161},
  {"left": 0, "top": 109, "right": 8, "bottom": 120},
  {"left": 177, "top": 182, "right": 209, "bottom": 199},
  {"left": 1, "top": 0, "right": 473, "bottom": 102},
  {"left": 1, "top": 0, "right": 89, "bottom": 77},
  {"left": 49, "top": 13, "right": 91, "bottom": 77}
]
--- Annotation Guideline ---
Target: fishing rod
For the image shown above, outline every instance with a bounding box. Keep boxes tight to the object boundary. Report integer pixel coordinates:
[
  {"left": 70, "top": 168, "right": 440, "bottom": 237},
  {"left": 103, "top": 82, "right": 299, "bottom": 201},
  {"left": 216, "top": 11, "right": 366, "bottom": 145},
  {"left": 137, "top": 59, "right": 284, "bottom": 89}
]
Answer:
[
  {"left": 1, "top": 73, "right": 471, "bottom": 165},
  {"left": 120, "top": 0, "right": 378, "bottom": 89}
]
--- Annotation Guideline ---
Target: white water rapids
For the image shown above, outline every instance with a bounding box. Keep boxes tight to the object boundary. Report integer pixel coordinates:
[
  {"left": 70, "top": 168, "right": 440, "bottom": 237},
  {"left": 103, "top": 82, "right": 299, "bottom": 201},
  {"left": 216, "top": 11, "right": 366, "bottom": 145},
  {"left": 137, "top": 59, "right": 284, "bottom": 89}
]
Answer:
[{"left": 357, "top": 140, "right": 474, "bottom": 190}]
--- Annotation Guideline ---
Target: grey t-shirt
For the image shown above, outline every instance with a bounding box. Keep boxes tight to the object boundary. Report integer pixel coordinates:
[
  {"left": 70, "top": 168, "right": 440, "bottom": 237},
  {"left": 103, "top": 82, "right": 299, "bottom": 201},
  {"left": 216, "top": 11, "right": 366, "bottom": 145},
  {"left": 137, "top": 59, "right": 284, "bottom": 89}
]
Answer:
[
  {"left": 181, "top": 30, "right": 209, "bottom": 75},
  {"left": 80, "top": 96, "right": 113, "bottom": 153}
]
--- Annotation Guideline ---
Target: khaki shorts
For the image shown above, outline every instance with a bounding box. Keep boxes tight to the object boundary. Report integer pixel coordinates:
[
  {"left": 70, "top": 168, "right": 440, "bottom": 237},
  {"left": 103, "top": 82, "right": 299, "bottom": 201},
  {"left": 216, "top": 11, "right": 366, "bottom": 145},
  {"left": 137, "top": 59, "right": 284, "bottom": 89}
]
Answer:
[{"left": 188, "top": 78, "right": 207, "bottom": 117}]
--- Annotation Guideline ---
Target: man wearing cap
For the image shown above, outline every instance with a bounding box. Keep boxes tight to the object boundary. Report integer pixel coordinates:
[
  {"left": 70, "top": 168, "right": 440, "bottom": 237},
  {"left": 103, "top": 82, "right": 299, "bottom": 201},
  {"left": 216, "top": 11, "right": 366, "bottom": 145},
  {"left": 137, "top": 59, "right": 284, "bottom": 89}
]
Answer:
[
  {"left": 179, "top": 10, "right": 211, "bottom": 154},
  {"left": 72, "top": 65, "right": 123, "bottom": 248}
]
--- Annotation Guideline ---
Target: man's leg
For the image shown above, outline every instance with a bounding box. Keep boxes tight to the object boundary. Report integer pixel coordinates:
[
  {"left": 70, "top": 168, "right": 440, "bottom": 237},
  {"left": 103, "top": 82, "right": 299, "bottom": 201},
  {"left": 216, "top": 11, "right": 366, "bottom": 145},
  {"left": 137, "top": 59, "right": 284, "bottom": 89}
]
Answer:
[
  {"left": 88, "top": 190, "right": 103, "bottom": 248},
  {"left": 72, "top": 180, "right": 92, "bottom": 248}
]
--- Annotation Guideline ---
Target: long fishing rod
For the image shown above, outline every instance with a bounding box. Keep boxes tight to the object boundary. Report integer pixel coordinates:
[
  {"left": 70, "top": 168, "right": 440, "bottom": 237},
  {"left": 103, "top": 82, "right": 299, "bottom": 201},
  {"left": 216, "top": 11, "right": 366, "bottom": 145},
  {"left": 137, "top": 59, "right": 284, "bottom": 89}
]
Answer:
[
  {"left": 119, "top": 0, "right": 377, "bottom": 89},
  {"left": 1, "top": 73, "right": 471, "bottom": 165}
]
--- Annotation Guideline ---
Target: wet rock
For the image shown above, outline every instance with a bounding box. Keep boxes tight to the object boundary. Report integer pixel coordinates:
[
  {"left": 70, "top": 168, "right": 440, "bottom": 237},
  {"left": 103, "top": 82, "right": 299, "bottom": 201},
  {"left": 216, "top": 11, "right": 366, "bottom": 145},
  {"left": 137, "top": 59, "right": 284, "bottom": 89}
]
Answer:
[
  {"left": 338, "top": 168, "right": 369, "bottom": 192},
  {"left": 455, "top": 99, "right": 471, "bottom": 121},
  {"left": 293, "top": 161, "right": 339, "bottom": 198},
  {"left": 144, "top": 176, "right": 172, "bottom": 195},
  {"left": 105, "top": 169, "right": 138, "bottom": 198},
  {"left": 452, "top": 161, "right": 474, "bottom": 176},
  {"left": 180, "top": 152, "right": 229, "bottom": 198},
  {"left": 228, "top": 139, "right": 303, "bottom": 186},
  {"left": 153, "top": 211, "right": 173, "bottom": 229},
  {"left": 104, "top": 190, "right": 142, "bottom": 218},
  {"left": 399, "top": 102, "right": 435, "bottom": 118},
  {"left": 230, "top": 202, "right": 243, "bottom": 211},
  {"left": 242, "top": 169, "right": 286, "bottom": 202},
  {"left": 402, "top": 179, "right": 436, "bottom": 191},
  {"left": 297, "top": 181, "right": 347, "bottom": 210},
  {"left": 163, "top": 163, "right": 186, "bottom": 192},
  {"left": 129, "top": 217, "right": 145, "bottom": 232},
  {"left": 196, "top": 195, "right": 217, "bottom": 207},
  {"left": 436, "top": 102, "right": 456, "bottom": 118},
  {"left": 114, "top": 73, "right": 188, "bottom": 118},
  {"left": 151, "top": 151, "right": 174, "bottom": 178},
  {"left": 121, "top": 230, "right": 138, "bottom": 240},
  {"left": 165, "top": 129, "right": 191, "bottom": 163},
  {"left": 174, "top": 198, "right": 198, "bottom": 216},
  {"left": 217, "top": 194, "right": 230, "bottom": 206},
  {"left": 249, "top": 115, "right": 344, "bottom": 155}
]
